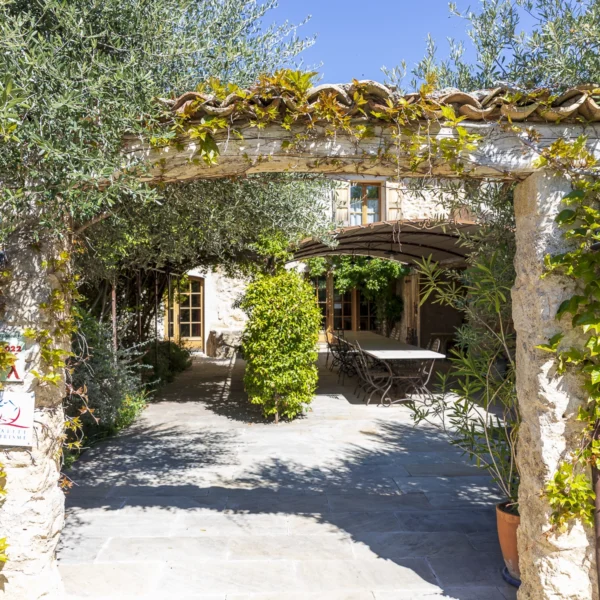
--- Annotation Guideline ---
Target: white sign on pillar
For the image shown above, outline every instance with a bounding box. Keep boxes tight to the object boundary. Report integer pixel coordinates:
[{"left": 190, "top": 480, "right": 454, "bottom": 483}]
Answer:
[{"left": 0, "top": 390, "right": 35, "bottom": 447}]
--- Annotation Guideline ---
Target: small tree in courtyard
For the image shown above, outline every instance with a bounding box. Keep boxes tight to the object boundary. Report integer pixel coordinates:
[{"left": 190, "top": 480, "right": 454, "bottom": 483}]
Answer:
[{"left": 241, "top": 270, "right": 322, "bottom": 421}]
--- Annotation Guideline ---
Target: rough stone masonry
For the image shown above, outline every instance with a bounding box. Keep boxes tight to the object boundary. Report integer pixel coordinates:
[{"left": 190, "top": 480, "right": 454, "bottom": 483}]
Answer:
[
  {"left": 0, "top": 227, "right": 66, "bottom": 600},
  {"left": 513, "top": 171, "right": 597, "bottom": 600}
]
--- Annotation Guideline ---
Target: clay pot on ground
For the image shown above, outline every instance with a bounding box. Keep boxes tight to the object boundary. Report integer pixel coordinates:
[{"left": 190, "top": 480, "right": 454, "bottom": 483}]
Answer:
[{"left": 496, "top": 502, "right": 521, "bottom": 585}]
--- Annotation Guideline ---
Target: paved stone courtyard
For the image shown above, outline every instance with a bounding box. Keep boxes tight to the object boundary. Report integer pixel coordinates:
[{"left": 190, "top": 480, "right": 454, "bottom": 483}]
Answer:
[{"left": 58, "top": 355, "right": 517, "bottom": 600}]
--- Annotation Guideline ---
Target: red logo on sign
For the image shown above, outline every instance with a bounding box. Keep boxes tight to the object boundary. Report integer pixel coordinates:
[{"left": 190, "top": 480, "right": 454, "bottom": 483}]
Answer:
[{"left": 0, "top": 398, "right": 27, "bottom": 428}]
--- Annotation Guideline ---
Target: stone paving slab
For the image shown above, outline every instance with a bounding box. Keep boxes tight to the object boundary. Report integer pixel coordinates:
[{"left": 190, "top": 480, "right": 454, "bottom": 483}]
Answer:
[
  {"left": 96, "top": 533, "right": 355, "bottom": 562},
  {"left": 392, "top": 509, "right": 496, "bottom": 533},
  {"left": 61, "top": 563, "right": 164, "bottom": 597},
  {"left": 427, "top": 550, "right": 507, "bottom": 587},
  {"left": 374, "top": 587, "right": 516, "bottom": 600},
  {"left": 227, "top": 594, "right": 373, "bottom": 600},
  {"left": 59, "top": 355, "right": 516, "bottom": 599},
  {"left": 351, "top": 532, "right": 475, "bottom": 559},
  {"left": 286, "top": 511, "right": 400, "bottom": 536},
  {"left": 394, "top": 475, "right": 497, "bottom": 494}
]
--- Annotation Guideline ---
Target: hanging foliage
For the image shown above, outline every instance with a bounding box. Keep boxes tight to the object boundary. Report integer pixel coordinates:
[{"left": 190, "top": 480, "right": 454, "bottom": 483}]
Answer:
[
  {"left": 305, "top": 256, "right": 409, "bottom": 329},
  {"left": 536, "top": 180, "right": 600, "bottom": 530}
]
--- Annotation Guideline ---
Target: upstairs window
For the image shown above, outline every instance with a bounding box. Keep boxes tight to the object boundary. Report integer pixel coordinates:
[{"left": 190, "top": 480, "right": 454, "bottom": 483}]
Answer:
[{"left": 350, "top": 183, "right": 381, "bottom": 226}]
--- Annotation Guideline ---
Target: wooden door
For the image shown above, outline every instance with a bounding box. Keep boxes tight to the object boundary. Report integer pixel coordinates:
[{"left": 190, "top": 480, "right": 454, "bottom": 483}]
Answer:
[
  {"left": 400, "top": 274, "right": 420, "bottom": 345},
  {"left": 167, "top": 277, "right": 204, "bottom": 349}
]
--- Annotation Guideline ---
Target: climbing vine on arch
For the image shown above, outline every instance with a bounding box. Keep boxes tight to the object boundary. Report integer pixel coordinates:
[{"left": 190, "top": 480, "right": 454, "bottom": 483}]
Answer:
[{"left": 536, "top": 170, "right": 600, "bottom": 530}]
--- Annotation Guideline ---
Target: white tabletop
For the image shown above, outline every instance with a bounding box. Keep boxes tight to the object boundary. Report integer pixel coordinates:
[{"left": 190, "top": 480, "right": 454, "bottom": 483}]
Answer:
[{"left": 335, "top": 331, "right": 446, "bottom": 361}]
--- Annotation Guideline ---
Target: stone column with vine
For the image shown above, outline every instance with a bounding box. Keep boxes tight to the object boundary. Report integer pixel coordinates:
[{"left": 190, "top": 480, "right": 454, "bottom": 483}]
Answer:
[
  {"left": 513, "top": 171, "right": 597, "bottom": 600},
  {"left": 0, "top": 225, "right": 72, "bottom": 600}
]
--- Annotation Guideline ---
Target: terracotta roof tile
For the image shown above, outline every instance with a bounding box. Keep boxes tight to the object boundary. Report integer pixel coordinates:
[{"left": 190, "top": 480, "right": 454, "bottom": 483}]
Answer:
[{"left": 163, "top": 81, "right": 600, "bottom": 124}]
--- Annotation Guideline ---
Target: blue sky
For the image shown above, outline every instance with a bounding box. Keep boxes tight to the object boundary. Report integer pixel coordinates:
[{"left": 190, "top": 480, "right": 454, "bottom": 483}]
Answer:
[{"left": 272, "top": 0, "right": 476, "bottom": 84}]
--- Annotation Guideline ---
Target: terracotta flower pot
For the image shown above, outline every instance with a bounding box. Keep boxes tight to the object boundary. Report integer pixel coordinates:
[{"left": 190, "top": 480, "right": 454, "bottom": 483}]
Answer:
[{"left": 496, "top": 502, "right": 521, "bottom": 583}]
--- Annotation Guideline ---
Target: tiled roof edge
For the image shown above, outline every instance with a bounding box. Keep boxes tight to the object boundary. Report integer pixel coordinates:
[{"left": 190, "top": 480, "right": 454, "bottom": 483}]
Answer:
[{"left": 163, "top": 81, "right": 600, "bottom": 124}]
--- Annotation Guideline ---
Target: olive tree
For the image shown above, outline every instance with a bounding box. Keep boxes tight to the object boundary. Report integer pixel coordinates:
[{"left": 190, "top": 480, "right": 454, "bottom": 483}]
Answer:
[
  {"left": 0, "top": 2, "right": 318, "bottom": 598},
  {"left": 384, "top": 0, "right": 600, "bottom": 92}
]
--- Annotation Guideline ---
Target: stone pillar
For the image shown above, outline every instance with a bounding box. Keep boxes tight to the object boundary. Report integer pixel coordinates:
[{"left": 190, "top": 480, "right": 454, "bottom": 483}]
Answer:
[
  {"left": 0, "top": 228, "right": 67, "bottom": 599},
  {"left": 513, "top": 171, "right": 596, "bottom": 599}
]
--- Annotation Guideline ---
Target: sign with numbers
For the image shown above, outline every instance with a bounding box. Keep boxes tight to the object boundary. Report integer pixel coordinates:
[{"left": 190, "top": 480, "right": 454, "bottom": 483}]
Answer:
[
  {"left": 0, "top": 334, "right": 26, "bottom": 383},
  {"left": 0, "top": 390, "right": 34, "bottom": 447}
]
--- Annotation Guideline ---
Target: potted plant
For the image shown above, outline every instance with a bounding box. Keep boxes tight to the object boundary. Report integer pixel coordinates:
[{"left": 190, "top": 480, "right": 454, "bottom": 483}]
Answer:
[{"left": 413, "top": 245, "right": 521, "bottom": 587}]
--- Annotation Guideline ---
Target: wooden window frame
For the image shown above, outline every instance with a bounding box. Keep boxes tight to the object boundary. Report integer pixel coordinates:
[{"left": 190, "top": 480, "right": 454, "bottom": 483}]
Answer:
[
  {"left": 312, "top": 275, "right": 328, "bottom": 331},
  {"left": 357, "top": 289, "right": 377, "bottom": 332},
  {"left": 332, "top": 287, "right": 353, "bottom": 332},
  {"left": 350, "top": 182, "right": 382, "bottom": 226},
  {"left": 166, "top": 276, "right": 205, "bottom": 349}
]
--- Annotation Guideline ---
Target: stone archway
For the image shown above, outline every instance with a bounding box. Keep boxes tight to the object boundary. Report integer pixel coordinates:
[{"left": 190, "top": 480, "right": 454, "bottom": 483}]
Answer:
[{"left": 3, "top": 82, "right": 597, "bottom": 599}]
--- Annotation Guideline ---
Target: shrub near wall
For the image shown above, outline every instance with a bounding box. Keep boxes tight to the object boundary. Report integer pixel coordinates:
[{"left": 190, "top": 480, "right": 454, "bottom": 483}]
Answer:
[
  {"left": 69, "top": 313, "right": 147, "bottom": 437},
  {"left": 241, "top": 270, "right": 322, "bottom": 421},
  {"left": 143, "top": 341, "right": 193, "bottom": 386}
]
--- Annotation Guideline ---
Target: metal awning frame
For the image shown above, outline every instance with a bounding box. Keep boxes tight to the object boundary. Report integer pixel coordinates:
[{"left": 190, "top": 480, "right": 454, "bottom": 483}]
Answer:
[{"left": 294, "top": 220, "right": 479, "bottom": 266}]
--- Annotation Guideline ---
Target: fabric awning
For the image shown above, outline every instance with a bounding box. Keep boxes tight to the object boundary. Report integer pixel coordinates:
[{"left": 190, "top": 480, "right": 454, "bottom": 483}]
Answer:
[{"left": 294, "top": 220, "right": 479, "bottom": 266}]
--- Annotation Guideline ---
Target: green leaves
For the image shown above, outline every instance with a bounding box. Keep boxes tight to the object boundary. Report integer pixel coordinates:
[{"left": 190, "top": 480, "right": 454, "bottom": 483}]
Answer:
[
  {"left": 0, "top": 74, "right": 27, "bottom": 142},
  {"left": 556, "top": 295, "right": 586, "bottom": 319},
  {"left": 0, "top": 0, "right": 317, "bottom": 244},
  {"left": 555, "top": 209, "right": 577, "bottom": 226},
  {"left": 562, "top": 190, "right": 586, "bottom": 205},
  {"left": 547, "top": 462, "right": 595, "bottom": 531},
  {"left": 539, "top": 160, "right": 600, "bottom": 532},
  {"left": 241, "top": 270, "right": 322, "bottom": 420},
  {"left": 572, "top": 311, "right": 600, "bottom": 334},
  {"left": 411, "top": 220, "right": 519, "bottom": 505},
  {"left": 0, "top": 537, "right": 7, "bottom": 563},
  {"left": 332, "top": 257, "right": 409, "bottom": 298},
  {"left": 590, "top": 368, "right": 600, "bottom": 386}
]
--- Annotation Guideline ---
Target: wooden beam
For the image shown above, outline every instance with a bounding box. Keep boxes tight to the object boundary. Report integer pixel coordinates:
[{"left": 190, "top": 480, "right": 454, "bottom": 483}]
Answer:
[{"left": 123, "top": 122, "right": 600, "bottom": 183}]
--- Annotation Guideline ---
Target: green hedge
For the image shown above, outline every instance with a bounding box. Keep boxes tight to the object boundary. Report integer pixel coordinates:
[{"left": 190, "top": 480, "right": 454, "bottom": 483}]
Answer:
[{"left": 241, "top": 270, "right": 322, "bottom": 421}]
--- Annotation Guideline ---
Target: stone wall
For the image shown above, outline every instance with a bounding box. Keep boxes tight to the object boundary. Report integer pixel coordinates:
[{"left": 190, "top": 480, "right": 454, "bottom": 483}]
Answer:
[
  {"left": 386, "top": 180, "right": 452, "bottom": 221},
  {"left": 196, "top": 268, "right": 248, "bottom": 357},
  {"left": 0, "top": 230, "right": 66, "bottom": 600},
  {"left": 513, "top": 171, "right": 597, "bottom": 600}
]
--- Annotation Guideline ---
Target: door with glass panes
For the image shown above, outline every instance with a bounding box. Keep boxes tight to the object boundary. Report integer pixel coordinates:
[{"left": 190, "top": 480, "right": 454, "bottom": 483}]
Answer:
[
  {"left": 311, "top": 274, "right": 378, "bottom": 335},
  {"left": 167, "top": 277, "right": 204, "bottom": 349}
]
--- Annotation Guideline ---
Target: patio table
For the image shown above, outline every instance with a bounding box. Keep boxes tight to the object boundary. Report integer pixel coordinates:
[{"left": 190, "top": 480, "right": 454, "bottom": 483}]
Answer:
[
  {"left": 334, "top": 331, "right": 445, "bottom": 405},
  {"left": 338, "top": 331, "right": 446, "bottom": 361}
]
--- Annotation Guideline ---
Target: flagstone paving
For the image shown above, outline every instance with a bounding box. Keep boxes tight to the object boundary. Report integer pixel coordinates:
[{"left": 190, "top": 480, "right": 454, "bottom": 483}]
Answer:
[{"left": 58, "top": 354, "right": 517, "bottom": 600}]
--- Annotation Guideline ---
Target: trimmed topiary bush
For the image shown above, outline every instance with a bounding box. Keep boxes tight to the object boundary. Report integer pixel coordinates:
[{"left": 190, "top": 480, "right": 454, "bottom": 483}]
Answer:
[{"left": 241, "top": 270, "right": 322, "bottom": 421}]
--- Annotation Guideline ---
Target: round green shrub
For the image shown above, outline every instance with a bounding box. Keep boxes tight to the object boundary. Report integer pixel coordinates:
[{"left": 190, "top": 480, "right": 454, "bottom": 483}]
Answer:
[{"left": 241, "top": 270, "right": 322, "bottom": 420}]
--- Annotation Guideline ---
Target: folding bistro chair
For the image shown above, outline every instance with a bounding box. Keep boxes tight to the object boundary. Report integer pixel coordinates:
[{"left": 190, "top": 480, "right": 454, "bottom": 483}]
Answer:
[
  {"left": 353, "top": 342, "right": 393, "bottom": 405},
  {"left": 382, "top": 338, "right": 442, "bottom": 407}
]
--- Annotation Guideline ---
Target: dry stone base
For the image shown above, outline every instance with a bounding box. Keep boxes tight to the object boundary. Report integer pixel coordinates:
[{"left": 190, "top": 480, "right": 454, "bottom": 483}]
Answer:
[
  {"left": 0, "top": 407, "right": 65, "bottom": 600},
  {"left": 206, "top": 329, "right": 243, "bottom": 359},
  {"left": 513, "top": 171, "right": 597, "bottom": 600}
]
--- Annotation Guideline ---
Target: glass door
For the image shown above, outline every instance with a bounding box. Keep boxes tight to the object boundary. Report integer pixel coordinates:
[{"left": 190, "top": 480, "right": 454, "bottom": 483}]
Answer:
[
  {"left": 167, "top": 277, "right": 204, "bottom": 349},
  {"left": 312, "top": 277, "right": 328, "bottom": 331},
  {"left": 333, "top": 289, "right": 352, "bottom": 331},
  {"left": 358, "top": 290, "right": 377, "bottom": 331}
]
